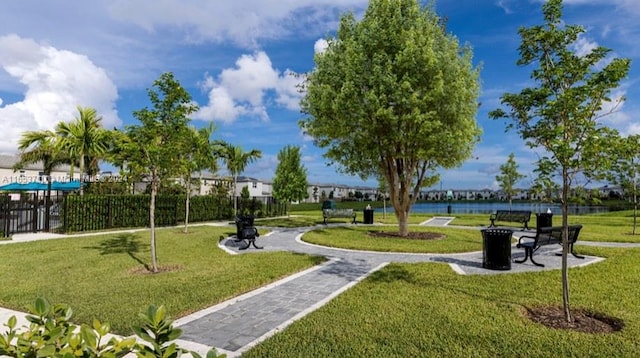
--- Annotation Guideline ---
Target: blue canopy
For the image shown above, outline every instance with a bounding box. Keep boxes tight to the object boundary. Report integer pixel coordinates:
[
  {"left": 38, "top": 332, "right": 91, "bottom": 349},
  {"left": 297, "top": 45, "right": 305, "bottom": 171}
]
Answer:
[{"left": 0, "top": 181, "right": 81, "bottom": 192}]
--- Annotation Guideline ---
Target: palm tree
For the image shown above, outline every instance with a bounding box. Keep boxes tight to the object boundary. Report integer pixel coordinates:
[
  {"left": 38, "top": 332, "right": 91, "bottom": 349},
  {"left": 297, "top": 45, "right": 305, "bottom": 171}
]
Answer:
[
  {"left": 219, "top": 143, "right": 262, "bottom": 216},
  {"left": 14, "top": 129, "right": 70, "bottom": 231},
  {"left": 56, "top": 106, "right": 111, "bottom": 194}
]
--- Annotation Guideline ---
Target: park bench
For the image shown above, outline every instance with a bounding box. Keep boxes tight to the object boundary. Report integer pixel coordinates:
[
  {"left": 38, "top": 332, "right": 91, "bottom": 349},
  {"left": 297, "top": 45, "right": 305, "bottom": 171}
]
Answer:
[
  {"left": 489, "top": 210, "right": 531, "bottom": 230},
  {"left": 322, "top": 209, "right": 357, "bottom": 225},
  {"left": 515, "top": 224, "right": 584, "bottom": 267},
  {"left": 321, "top": 200, "right": 357, "bottom": 224},
  {"left": 234, "top": 216, "right": 263, "bottom": 250}
]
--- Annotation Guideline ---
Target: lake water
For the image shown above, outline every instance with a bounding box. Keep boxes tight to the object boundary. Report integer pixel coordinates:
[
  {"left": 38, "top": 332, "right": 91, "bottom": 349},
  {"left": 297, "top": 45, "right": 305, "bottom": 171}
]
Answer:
[{"left": 375, "top": 202, "right": 609, "bottom": 215}]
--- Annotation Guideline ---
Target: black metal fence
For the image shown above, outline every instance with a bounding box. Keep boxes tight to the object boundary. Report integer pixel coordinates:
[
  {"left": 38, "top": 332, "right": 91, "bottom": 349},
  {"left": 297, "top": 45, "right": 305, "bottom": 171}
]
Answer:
[
  {"left": 1, "top": 193, "right": 287, "bottom": 237},
  {"left": 1, "top": 192, "right": 65, "bottom": 237}
]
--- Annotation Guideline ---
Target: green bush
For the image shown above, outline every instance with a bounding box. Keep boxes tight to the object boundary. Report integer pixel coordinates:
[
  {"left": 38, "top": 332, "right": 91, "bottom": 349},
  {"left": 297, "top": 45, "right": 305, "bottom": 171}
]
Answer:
[{"left": 0, "top": 297, "right": 223, "bottom": 358}]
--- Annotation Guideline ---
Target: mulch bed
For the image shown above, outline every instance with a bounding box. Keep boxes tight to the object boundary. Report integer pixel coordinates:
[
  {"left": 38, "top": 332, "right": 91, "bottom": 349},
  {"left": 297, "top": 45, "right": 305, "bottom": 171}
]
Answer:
[
  {"left": 523, "top": 306, "right": 624, "bottom": 333},
  {"left": 129, "top": 264, "right": 184, "bottom": 275}
]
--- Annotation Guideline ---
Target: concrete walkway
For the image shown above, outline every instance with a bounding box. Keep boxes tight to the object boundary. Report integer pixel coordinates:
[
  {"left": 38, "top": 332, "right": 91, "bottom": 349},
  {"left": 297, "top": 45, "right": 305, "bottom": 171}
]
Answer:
[{"left": 2, "top": 222, "right": 640, "bottom": 357}]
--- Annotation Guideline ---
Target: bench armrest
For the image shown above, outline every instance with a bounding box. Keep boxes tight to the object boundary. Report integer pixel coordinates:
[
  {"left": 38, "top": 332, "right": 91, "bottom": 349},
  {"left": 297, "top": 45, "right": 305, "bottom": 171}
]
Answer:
[{"left": 517, "top": 234, "right": 536, "bottom": 247}]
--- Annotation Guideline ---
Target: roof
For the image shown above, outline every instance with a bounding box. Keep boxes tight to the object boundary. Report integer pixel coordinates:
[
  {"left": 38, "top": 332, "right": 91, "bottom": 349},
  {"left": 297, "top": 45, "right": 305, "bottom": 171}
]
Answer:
[
  {"left": 0, "top": 154, "right": 76, "bottom": 172},
  {"left": 0, "top": 181, "right": 81, "bottom": 192}
]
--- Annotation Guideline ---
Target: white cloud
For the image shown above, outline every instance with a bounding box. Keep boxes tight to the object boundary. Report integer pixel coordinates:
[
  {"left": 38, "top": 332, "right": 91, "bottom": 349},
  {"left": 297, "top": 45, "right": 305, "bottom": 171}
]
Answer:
[
  {"left": 108, "top": 0, "right": 368, "bottom": 47},
  {"left": 572, "top": 35, "right": 598, "bottom": 57},
  {"left": 0, "top": 34, "right": 120, "bottom": 154},
  {"left": 495, "top": 0, "right": 514, "bottom": 14},
  {"left": 314, "top": 39, "right": 329, "bottom": 54},
  {"left": 194, "top": 51, "right": 303, "bottom": 123}
]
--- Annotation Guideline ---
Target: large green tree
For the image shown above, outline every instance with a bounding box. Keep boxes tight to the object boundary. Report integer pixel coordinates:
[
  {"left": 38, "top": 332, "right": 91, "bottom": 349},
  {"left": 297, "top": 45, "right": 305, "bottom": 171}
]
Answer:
[
  {"left": 496, "top": 153, "right": 525, "bottom": 210},
  {"left": 300, "top": 0, "right": 481, "bottom": 236},
  {"left": 120, "top": 72, "right": 198, "bottom": 272},
  {"left": 272, "top": 145, "right": 308, "bottom": 216},
  {"left": 56, "top": 106, "right": 111, "bottom": 194},
  {"left": 219, "top": 144, "right": 262, "bottom": 216},
  {"left": 489, "top": 0, "right": 630, "bottom": 321}
]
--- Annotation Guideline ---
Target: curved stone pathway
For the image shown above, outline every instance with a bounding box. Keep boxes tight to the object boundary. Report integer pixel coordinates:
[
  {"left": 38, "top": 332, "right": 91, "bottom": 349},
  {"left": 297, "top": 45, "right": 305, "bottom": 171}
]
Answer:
[{"left": 2, "top": 223, "right": 640, "bottom": 357}]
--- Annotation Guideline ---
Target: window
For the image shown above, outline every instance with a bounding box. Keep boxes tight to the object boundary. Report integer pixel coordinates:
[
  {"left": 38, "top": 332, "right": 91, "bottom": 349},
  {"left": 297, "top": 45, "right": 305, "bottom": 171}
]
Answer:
[{"left": 252, "top": 182, "right": 257, "bottom": 189}]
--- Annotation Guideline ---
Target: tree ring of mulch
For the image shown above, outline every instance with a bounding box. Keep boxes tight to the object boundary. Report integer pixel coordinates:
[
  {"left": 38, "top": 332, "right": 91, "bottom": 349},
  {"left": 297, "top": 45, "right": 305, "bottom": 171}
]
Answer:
[
  {"left": 367, "top": 231, "right": 445, "bottom": 240},
  {"left": 522, "top": 305, "right": 624, "bottom": 333},
  {"left": 129, "top": 264, "right": 184, "bottom": 275}
]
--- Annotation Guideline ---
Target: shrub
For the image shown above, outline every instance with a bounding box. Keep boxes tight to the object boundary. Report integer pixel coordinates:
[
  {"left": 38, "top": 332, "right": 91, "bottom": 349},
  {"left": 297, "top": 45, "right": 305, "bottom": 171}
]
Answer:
[{"left": 0, "top": 297, "right": 223, "bottom": 358}]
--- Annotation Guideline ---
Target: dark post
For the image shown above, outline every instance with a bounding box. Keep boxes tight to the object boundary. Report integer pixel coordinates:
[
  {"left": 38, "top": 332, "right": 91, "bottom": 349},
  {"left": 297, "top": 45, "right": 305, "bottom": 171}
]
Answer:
[{"left": 446, "top": 190, "right": 453, "bottom": 214}]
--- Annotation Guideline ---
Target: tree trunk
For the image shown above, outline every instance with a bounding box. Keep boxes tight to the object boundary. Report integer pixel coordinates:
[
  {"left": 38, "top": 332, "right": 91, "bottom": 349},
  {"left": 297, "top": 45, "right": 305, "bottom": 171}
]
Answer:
[
  {"left": 387, "top": 174, "right": 412, "bottom": 237},
  {"left": 79, "top": 154, "right": 85, "bottom": 196},
  {"left": 561, "top": 169, "right": 571, "bottom": 322},
  {"left": 233, "top": 174, "right": 238, "bottom": 216},
  {"left": 150, "top": 174, "right": 158, "bottom": 273},
  {"left": 184, "top": 177, "right": 191, "bottom": 234},
  {"left": 633, "top": 188, "right": 637, "bottom": 235}
]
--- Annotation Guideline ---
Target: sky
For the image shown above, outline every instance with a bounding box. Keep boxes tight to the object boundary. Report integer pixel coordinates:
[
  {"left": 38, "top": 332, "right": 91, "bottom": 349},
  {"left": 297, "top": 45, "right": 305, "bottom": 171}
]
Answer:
[{"left": 0, "top": 0, "right": 638, "bottom": 190}]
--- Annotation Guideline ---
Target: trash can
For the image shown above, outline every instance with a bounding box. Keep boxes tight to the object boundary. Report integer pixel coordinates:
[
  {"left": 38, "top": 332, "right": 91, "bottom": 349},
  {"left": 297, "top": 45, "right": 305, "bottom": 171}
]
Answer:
[
  {"left": 363, "top": 208, "right": 374, "bottom": 224},
  {"left": 536, "top": 213, "right": 553, "bottom": 232},
  {"left": 481, "top": 228, "right": 513, "bottom": 270}
]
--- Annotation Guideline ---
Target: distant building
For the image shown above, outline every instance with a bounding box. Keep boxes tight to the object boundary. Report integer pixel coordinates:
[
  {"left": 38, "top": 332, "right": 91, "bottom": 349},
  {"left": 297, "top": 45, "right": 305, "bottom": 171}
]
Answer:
[{"left": 0, "top": 154, "right": 79, "bottom": 185}]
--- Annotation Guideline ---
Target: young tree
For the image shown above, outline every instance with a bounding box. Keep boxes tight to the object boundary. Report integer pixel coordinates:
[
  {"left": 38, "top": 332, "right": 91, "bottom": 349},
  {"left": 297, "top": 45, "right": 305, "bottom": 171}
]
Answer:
[
  {"left": 300, "top": 0, "right": 480, "bottom": 236},
  {"left": 496, "top": 153, "right": 525, "bottom": 210},
  {"left": 120, "top": 72, "right": 198, "bottom": 273},
  {"left": 178, "top": 124, "right": 218, "bottom": 233},
  {"left": 219, "top": 144, "right": 262, "bottom": 216},
  {"left": 272, "top": 145, "right": 308, "bottom": 216},
  {"left": 609, "top": 135, "right": 640, "bottom": 234},
  {"left": 489, "top": 0, "right": 630, "bottom": 321}
]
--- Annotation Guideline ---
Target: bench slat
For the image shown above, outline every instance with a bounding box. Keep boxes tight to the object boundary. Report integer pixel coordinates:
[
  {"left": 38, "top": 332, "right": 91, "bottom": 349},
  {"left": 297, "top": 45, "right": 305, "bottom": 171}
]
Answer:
[{"left": 489, "top": 210, "right": 531, "bottom": 229}]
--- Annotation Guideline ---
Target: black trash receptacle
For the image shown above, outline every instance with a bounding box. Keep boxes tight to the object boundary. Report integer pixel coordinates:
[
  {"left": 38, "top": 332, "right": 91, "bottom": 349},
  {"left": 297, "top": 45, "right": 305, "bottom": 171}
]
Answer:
[
  {"left": 481, "top": 228, "right": 513, "bottom": 270},
  {"left": 536, "top": 213, "right": 553, "bottom": 232},
  {"left": 363, "top": 209, "right": 374, "bottom": 224}
]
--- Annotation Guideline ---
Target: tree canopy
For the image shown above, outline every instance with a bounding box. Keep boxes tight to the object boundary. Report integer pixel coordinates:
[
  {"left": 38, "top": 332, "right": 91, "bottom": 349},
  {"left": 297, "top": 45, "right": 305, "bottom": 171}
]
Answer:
[
  {"left": 300, "top": 0, "right": 480, "bottom": 235},
  {"left": 496, "top": 153, "right": 524, "bottom": 210},
  {"left": 272, "top": 145, "right": 308, "bottom": 215}
]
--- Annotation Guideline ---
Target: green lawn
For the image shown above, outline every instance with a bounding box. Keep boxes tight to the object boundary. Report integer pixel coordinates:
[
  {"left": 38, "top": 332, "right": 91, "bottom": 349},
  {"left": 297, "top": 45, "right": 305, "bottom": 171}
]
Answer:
[
  {"left": 301, "top": 226, "right": 483, "bottom": 253},
  {"left": 0, "top": 225, "right": 323, "bottom": 334},
  {"left": 3, "top": 214, "right": 640, "bottom": 357},
  {"left": 244, "top": 245, "right": 640, "bottom": 357}
]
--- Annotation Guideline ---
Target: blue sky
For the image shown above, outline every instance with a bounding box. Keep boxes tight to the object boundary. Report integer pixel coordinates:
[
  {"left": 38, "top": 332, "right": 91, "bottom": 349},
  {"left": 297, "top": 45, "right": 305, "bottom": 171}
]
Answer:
[{"left": 0, "top": 0, "right": 638, "bottom": 190}]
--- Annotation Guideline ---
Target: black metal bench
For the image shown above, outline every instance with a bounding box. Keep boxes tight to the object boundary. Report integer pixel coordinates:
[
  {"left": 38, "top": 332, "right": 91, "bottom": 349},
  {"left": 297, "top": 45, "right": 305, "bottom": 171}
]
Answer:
[
  {"left": 515, "top": 224, "right": 584, "bottom": 267},
  {"left": 489, "top": 210, "right": 531, "bottom": 230},
  {"left": 234, "top": 216, "right": 262, "bottom": 250},
  {"left": 322, "top": 209, "right": 356, "bottom": 225}
]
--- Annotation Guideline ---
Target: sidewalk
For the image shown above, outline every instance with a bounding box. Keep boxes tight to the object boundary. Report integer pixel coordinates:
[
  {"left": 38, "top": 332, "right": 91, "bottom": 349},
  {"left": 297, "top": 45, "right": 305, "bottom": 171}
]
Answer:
[{"left": 1, "top": 222, "right": 633, "bottom": 357}]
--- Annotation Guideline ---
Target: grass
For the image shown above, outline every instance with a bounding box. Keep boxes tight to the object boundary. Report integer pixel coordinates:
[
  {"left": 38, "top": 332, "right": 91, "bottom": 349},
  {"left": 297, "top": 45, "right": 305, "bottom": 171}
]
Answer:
[
  {"left": 301, "top": 226, "right": 483, "bottom": 253},
  {"left": 0, "top": 225, "right": 324, "bottom": 334},
  {"left": 244, "top": 245, "right": 640, "bottom": 357},
  {"left": 3, "top": 213, "right": 640, "bottom": 356}
]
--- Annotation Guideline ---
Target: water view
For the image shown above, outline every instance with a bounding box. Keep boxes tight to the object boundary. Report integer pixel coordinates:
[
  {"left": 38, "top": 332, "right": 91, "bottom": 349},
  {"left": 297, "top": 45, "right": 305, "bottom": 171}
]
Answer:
[{"left": 376, "top": 202, "right": 609, "bottom": 215}]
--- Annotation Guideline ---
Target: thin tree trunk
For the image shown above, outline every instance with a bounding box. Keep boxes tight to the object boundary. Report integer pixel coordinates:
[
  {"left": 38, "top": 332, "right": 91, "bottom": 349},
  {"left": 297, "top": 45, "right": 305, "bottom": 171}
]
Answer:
[
  {"left": 561, "top": 170, "right": 571, "bottom": 322},
  {"left": 79, "top": 154, "right": 85, "bottom": 196},
  {"left": 150, "top": 175, "right": 158, "bottom": 273},
  {"left": 184, "top": 177, "right": 191, "bottom": 234},
  {"left": 233, "top": 174, "right": 238, "bottom": 216}
]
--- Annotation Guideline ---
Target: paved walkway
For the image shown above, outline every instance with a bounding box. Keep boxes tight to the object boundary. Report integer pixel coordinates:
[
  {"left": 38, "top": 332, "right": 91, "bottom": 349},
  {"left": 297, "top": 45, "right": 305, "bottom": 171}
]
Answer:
[{"left": 2, "top": 222, "right": 640, "bottom": 357}]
